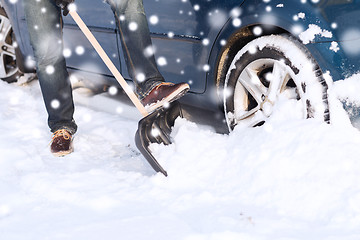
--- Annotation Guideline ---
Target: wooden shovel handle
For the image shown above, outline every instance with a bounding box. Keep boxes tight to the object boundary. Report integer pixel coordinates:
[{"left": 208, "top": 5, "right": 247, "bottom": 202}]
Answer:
[{"left": 69, "top": 10, "right": 149, "bottom": 117}]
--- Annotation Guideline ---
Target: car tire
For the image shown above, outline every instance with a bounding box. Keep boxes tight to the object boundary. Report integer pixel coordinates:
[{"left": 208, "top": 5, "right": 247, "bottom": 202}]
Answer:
[
  {"left": 0, "top": 7, "right": 23, "bottom": 83},
  {"left": 223, "top": 35, "right": 330, "bottom": 131}
]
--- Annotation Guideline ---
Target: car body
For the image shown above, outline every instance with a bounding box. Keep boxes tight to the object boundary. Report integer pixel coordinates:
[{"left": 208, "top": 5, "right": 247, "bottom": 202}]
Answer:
[{"left": 1, "top": 0, "right": 360, "bottom": 132}]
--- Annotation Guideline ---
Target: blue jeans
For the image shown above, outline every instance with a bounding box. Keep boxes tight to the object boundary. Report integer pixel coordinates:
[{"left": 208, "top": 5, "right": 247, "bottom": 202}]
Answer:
[{"left": 24, "top": 0, "right": 164, "bottom": 134}]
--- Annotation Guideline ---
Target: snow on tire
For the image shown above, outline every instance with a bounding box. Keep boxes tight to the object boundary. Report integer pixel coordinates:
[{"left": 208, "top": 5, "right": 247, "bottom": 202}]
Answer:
[{"left": 223, "top": 34, "right": 330, "bottom": 131}]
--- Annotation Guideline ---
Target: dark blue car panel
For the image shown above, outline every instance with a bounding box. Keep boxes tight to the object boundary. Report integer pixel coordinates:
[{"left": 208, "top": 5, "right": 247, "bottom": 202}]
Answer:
[
  {"left": 206, "top": 0, "right": 360, "bottom": 84},
  {"left": 62, "top": 1, "right": 121, "bottom": 76},
  {"left": 2, "top": 0, "right": 360, "bottom": 104},
  {"left": 314, "top": 0, "right": 360, "bottom": 78},
  {"left": 143, "top": 0, "right": 246, "bottom": 94}
]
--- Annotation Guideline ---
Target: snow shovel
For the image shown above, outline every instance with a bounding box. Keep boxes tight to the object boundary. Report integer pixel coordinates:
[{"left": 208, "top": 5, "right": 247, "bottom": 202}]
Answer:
[
  {"left": 69, "top": 9, "right": 181, "bottom": 176},
  {"left": 135, "top": 101, "right": 182, "bottom": 176}
]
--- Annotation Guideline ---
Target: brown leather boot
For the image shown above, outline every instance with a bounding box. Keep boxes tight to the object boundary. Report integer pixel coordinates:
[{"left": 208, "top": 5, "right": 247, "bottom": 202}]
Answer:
[
  {"left": 141, "top": 82, "right": 190, "bottom": 112},
  {"left": 50, "top": 129, "right": 73, "bottom": 157}
]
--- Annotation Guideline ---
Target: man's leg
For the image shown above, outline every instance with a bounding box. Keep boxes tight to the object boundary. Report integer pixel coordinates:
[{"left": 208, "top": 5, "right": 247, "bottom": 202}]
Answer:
[
  {"left": 106, "top": 0, "right": 164, "bottom": 99},
  {"left": 106, "top": 0, "right": 190, "bottom": 112},
  {"left": 24, "top": 0, "right": 77, "bottom": 134}
]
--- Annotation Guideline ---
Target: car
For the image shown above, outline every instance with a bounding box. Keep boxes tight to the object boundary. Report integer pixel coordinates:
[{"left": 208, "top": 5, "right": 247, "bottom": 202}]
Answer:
[{"left": 1, "top": 0, "right": 360, "bottom": 133}]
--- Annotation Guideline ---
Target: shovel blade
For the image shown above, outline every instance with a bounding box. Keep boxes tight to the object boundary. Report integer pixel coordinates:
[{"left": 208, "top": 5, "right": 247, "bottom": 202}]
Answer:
[{"left": 135, "top": 101, "right": 182, "bottom": 176}]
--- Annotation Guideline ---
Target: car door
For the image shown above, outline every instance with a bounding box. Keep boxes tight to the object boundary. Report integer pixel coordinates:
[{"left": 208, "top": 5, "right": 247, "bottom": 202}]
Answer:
[
  {"left": 117, "top": 0, "right": 225, "bottom": 94},
  {"left": 62, "top": 0, "right": 121, "bottom": 77}
]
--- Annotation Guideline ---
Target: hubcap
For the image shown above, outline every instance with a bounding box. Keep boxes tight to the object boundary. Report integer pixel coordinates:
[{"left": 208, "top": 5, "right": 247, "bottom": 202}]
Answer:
[{"left": 232, "top": 58, "right": 296, "bottom": 127}]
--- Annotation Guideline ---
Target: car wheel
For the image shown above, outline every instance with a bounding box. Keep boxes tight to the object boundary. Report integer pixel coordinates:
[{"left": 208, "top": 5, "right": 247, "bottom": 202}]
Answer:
[
  {"left": 223, "top": 35, "right": 330, "bottom": 131},
  {"left": 0, "top": 7, "right": 23, "bottom": 83}
]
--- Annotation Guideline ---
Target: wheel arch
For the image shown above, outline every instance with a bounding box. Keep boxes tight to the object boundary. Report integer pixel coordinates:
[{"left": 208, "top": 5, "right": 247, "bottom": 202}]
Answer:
[
  {"left": 207, "top": 0, "right": 349, "bottom": 109},
  {"left": 211, "top": 24, "right": 289, "bottom": 105},
  {"left": 209, "top": 25, "right": 342, "bottom": 109},
  {"left": 220, "top": 34, "right": 331, "bottom": 131}
]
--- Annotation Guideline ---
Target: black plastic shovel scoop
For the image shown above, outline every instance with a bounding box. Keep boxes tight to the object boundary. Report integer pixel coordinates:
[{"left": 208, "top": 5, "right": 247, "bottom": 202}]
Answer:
[
  {"left": 135, "top": 101, "right": 182, "bottom": 176},
  {"left": 70, "top": 10, "right": 179, "bottom": 176}
]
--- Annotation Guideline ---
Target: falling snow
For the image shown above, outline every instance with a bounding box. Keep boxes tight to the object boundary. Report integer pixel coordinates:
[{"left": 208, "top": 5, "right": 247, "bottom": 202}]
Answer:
[
  {"left": 136, "top": 73, "right": 146, "bottom": 82},
  {"left": 108, "top": 86, "right": 118, "bottom": 95},
  {"left": 75, "top": 46, "right": 85, "bottom": 55},
  {"left": 149, "top": 15, "right": 159, "bottom": 25},
  {"left": 202, "top": 38, "right": 209, "bottom": 46},
  {"left": 50, "top": 99, "right": 60, "bottom": 109},
  {"left": 1, "top": 1, "right": 360, "bottom": 239},
  {"left": 128, "top": 22, "right": 138, "bottom": 31},
  {"left": 253, "top": 26, "right": 263, "bottom": 36},
  {"left": 232, "top": 18, "right": 242, "bottom": 27},
  {"left": 63, "top": 48, "right": 72, "bottom": 58},
  {"left": 45, "top": 65, "right": 55, "bottom": 75},
  {"left": 157, "top": 56, "right": 167, "bottom": 66},
  {"left": 143, "top": 45, "right": 155, "bottom": 57},
  {"left": 167, "top": 32, "right": 175, "bottom": 38}
]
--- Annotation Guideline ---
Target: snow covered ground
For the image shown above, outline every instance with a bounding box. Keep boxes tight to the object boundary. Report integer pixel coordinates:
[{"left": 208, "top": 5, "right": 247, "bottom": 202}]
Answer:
[{"left": 1, "top": 74, "right": 360, "bottom": 240}]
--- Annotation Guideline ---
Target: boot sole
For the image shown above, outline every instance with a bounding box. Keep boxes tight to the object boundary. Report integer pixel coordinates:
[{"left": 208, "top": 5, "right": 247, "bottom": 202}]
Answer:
[
  {"left": 51, "top": 145, "right": 74, "bottom": 157},
  {"left": 145, "top": 84, "right": 190, "bottom": 113}
]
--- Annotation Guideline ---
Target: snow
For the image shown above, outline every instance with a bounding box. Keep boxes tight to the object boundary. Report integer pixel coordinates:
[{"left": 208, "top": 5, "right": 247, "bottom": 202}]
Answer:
[
  {"left": 1, "top": 69, "right": 360, "bottom": 239},
  {"left": 330, "top": 41, "right": 340, "bottom": 52},
  {"left": 299, "top": 24, "right": 333, "bottom": 44},
  {"left": 223, "top": 34, "right": 329, "bottom": 127}
]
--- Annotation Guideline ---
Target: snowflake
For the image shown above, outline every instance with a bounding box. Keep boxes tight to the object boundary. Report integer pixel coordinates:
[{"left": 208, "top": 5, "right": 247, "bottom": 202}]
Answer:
[
  {"left": 46, "top": 65, "right": 55, "bottom": 75},
  {"left": 75, "top": 46, "right": 85, "bottom": 55},
  {"left": 119, "top": 15, "right": 125, "bottom": 21},
  {"left": 208, "top": 9, "right": 227, "bottom": 28},
  {"left": 108, "top": 86, "right": 118, "bottom": 95},
  {"left": 136, "top": 73, "right": 146, "bottom": 82},
  {"left": 157, "top": 57, "right": 167, "bottom": 66},
  {"left": 63, "top": 48, "right": 72, "bottom": 58},
  {"left": 168, "top": 32, "right": 175, "bottom": 38},
  {"left": 143, "top": 45, "right": 155, "bottom": 57},
  {"left": 232, "top": 18, "right": 241, "bottom": 27},
  {"left": 253, "top": 26, "right": 262, "bottom": 36},
  {"left": 202, "top": 38, "right": 210, "bottom": 46},
  {"left": 203, "top": 64, "right": 210, "bottom": 72},
  {"left": 51, "top": 99, "right": 60, "bottom": 109},
  {"left": 128, "top": 22, "right": 138, "bottom": 31},
  {"left": 230, "top": 7, "right": 242, "bottom": 18},
  {"left": 149, "top": 15, "right": 159, "bottom": 25}
]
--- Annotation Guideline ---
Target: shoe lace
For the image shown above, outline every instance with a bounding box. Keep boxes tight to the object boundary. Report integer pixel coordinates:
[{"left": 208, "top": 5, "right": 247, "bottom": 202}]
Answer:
[
  {"left": 154, "top": 82, "right": 174, "bottom": 90},
  {"left": 52, "top": 129, "right": 72, "bottom": 142}
]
